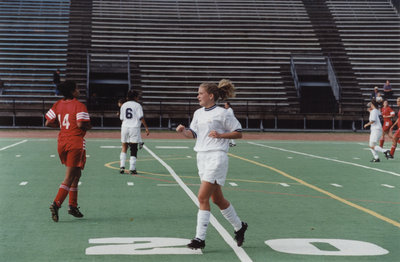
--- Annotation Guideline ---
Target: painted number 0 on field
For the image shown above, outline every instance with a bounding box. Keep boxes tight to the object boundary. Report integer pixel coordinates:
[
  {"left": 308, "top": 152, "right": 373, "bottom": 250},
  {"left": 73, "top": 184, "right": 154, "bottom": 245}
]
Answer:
[{"left": 86, "top": 237, "right": 202, "bottom": 255}]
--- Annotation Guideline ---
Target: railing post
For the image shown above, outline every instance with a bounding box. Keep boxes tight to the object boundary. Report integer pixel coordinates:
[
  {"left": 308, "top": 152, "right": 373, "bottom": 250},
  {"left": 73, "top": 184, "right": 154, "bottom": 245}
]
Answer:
[
  {"left": 13, "top": 99, "right": 16, "bottom": 127},
  {"left": 86, "top": 51, "right": 90, "bottom": 99},
  {"left": 246, "top": 100, "right": 249, "bottom": 129},
  {"left": 159, "top": 101, "right": 162, "bottom": 128}
]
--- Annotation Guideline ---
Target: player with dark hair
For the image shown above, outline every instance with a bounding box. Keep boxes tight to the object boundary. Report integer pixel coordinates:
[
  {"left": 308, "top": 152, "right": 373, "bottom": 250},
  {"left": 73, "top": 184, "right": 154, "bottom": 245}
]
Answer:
[
  {"left": 119, "top": 89, "right": 149, "bottom": 175},
  {"left": 380, "top": 100, "right": 395, "bottom": 147},
  {"left": 387, "top": 97, "right": 400, "bottom": 158},
  {"left": 176, "top": 79, "right": 248, "bottom": 250},
  {"left": 45, "top": 80, "right": 92, "bottom": 222}
]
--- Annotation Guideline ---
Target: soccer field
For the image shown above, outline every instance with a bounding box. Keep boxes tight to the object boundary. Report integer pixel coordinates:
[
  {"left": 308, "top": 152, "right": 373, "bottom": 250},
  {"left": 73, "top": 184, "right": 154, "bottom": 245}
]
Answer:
[{"left": 1, "top": 137, "right": 399, "bottom": 262}]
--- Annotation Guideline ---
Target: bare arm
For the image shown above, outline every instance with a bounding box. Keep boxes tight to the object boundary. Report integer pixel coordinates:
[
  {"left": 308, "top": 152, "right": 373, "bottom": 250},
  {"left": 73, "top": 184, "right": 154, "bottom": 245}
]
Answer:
[
  {"left": 77, "top": 121, "right": 92, "bottom": 131},
  {"left": 45, "top": 119, "right": 59, "bottom": 128},
  {"left": 176, "top": 124, "right": 195, "bottom": 138},
  {"left": 208, "top": 130, "right": 242, "bottom": 139},
  {"left": 141, "top": 118, "right": 150, "bottom": 136}
]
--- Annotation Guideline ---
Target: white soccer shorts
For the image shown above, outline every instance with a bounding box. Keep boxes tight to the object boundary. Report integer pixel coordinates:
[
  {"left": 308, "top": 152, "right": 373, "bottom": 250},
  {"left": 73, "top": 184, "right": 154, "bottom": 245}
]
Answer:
[
  {"left": 196, "top": 151, "right": 229, "bottom": 186},
  {"left": 121, "top": 126, "right": 142, "bottom": 143},
  {"left": 369, "top": 129, "right": 382, "bottom": 147}
]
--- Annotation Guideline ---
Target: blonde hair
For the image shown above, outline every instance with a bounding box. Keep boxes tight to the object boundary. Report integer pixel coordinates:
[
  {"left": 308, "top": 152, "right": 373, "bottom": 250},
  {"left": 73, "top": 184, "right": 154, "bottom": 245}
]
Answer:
[{"left": 200, "top": 79, "right": 236, "bottom": 101}]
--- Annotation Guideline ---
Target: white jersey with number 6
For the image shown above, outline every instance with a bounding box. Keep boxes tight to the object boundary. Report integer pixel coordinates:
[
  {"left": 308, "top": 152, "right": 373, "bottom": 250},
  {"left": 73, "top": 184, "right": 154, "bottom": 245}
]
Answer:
[{"left": 120, "top": 101, "right": 144, "bottom": 128}]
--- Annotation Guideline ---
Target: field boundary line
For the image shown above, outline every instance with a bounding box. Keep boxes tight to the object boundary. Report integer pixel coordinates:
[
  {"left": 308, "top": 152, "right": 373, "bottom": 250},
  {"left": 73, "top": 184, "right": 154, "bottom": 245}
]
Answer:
[
  {"left": 228, "top": 152, "right": 400, "bottom": 229},
  {"left": 143, "top": 145, "right": 253, "bottom": 262},
  {"left": 248, "top": 142, "right": 400, "bottom": 177},
  {"left": 0, "top": 139, "right": 27, "bottom": 151}
]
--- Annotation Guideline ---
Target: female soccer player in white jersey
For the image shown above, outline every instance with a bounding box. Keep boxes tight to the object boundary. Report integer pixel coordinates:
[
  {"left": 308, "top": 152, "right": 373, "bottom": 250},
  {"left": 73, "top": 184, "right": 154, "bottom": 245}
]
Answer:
[
  {"left": 364, "top": 100, "right": 391, "bottom": 162},
  {"left": 119, "top": 90, "right": 149, "bottom": 175},
  {"left": 176, "top": 79, "right": 247, "bottom": 250}
]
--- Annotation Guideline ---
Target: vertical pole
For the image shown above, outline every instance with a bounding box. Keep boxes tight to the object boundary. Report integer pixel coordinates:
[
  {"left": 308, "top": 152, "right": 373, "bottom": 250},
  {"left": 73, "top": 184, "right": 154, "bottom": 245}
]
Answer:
[
  {"left": 127, "top": 52, "right": 131, "bottom": 90},
  {"left": 86, "top": 51, "right": 90, "bottom": 99},
  {"left": 159, "top": 101, "right": 162, "bottom": 128},
  {"left": 304, "top": 116, "right": 306, "bottom": 129}
]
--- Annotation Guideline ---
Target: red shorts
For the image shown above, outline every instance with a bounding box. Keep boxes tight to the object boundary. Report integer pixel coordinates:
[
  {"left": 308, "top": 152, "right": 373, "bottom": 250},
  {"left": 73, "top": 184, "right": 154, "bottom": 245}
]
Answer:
[
  {"left": 382, "top": 121, "right": 392, "bottom": 132},
  {"left": 57, "top": 138, "right": 86, "bottom": 169}
]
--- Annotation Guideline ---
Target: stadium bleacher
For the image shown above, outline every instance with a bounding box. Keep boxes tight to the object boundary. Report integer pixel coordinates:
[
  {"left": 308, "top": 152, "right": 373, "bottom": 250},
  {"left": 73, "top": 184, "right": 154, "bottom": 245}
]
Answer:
[{"left": 0, "top": 0, "right": 399, "bottom": 129}]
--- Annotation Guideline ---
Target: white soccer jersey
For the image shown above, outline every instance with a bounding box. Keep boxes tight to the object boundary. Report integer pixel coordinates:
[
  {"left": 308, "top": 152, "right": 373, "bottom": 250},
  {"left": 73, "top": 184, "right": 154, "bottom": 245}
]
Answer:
[
  {"left": 369, "top": 108, "right": 382, "bottom": 131},
  {"left": 120, "top": 101, "right": 144, "bottom": 128},
  {"left": 189, "top": 105, "right": 242, "bottom": 152}
]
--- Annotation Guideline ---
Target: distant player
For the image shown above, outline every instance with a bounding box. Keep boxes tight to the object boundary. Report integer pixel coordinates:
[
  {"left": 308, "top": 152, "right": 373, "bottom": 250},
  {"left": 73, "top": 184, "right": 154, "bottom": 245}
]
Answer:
[
  {"left": 176, "top": 79, "right": 248, "bottom": 250},
  {"left": 119, "top": 90, "right": 149, "bottom": 175},
  {"left": 379, "top": 100, "right": 395, "bottom": 147},
  {"left": 224, "top": 102, "right": 236, "bottom": 147},
  {"left": 387, "top": 97, "right": 400, "bottom": 158},
  {"left": 363, "top": 100, "right": 390, "bottom": 162},
  {"left": 45, "top": 80, "right": 92, "bottom": 222}
]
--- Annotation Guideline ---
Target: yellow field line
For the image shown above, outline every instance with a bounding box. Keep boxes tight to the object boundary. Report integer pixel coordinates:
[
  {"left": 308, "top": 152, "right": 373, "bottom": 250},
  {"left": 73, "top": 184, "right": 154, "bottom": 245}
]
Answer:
[{"left": 228, "top": 153, "right": 400, "bottom": 229}]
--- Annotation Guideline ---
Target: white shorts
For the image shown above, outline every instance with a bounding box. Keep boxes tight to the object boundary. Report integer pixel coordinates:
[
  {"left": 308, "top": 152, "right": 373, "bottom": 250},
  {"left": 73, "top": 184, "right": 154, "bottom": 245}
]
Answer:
[
  {"left": 196, "top": 151, "right": 228, "bottom": 186},
  {"left": 121, "top": 126, "right": 142, "bottom": 143},
  {"left": 369, "top": 129, "right": 382, "bottom": 147}
]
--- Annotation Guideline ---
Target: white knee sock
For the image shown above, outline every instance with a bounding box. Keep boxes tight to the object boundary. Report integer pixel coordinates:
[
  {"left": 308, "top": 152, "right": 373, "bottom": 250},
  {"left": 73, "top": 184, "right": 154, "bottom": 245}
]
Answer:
[
  {"left": 374, "top": 145, "right": 386, "bottom": 153},
  {"left": 221, "top": 204, "right": 242, "bottom": 231},
  {"left": 120, "top": 152, "right": 126, "bottom": 168},
  {"left": 195, "top": 210, "right": 210, "bottom": 241},
  {"left": 130, "top": 156, "right": 137, "bottom": 171},
  {"left": 370, "top": 149, "right": 379, "bottom": 159}
]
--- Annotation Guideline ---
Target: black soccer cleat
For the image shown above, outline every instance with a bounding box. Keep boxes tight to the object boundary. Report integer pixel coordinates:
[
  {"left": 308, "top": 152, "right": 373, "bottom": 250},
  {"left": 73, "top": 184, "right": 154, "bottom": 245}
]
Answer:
[
  {"left": 234, "top": 222, "right": 248, "bottom": 247},
  {"left": 370, "top": 158, "right": 380, "bottom": 162},
  {"left": 187, "top": 238, "right": 205, "bottom": 250},
  {"left": 49, "top": 202, "right": 59, "bottom": 222},
  {"left": 139, "top": 142, "right": 144, "bottom": 149},
  {"left": 120, "top": 167, "right": 125, "bottom": 174},
  {"left": 68, "top": 206, "right": 84, "bottom": 218},
  {"left": 384, "top": 150, "right": 394, "bottom": 159},
  {"left": 130, "top": 169, "right": 137, "bottom": 175}
]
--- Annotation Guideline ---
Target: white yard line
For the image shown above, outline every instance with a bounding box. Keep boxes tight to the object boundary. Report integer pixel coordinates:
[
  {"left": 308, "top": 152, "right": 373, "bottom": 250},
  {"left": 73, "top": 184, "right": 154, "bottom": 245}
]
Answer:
[
  {"left": 248, "top": 142, "right": 400, "bottom": 177},
  {"left": 144, "top": 145, "right": 253, "bottom": 262},
  {"left": 0, "top": 139, "right": 27, "bottom": 151}
]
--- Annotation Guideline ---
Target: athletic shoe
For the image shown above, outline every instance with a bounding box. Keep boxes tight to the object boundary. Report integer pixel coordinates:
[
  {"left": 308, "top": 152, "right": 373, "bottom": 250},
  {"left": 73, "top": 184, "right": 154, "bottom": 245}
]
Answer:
[
  {"left": 68, "top": 206, "right": 84, "bottom": 218},
  {"left": 187, "top": 238, "right": 205, "bottom": 250},
  {"left": 130, "top": 169, "right": 137, "bottom": 175},
  {"left": 229, "top": 142, "right": 236, "bottom": 147},
  {"left": 120, "top": 167, "right": 125, "bottom": 174},
  {"left": 139, "top": 142, "right": 144, "bottom": 149},
  {"left": 234, "top": 222, "right": 248, "bottom": 247},
  {"left": 370, "top": 158, "right": 380, "bottom": 162},
  {"left": 384, "top": 151, "right": 394, "bottom": 159},
  {"left": 49, "top": 202, "right": 59, "bottom": 222}
]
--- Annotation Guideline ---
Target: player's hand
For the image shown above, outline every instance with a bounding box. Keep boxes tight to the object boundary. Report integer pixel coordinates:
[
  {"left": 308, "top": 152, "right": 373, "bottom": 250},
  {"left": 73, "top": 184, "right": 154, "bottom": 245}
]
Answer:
[
  {"left": 176, "top": 124, "right": 185, "bottom": 133},
  {"left": 145, "top": 128, "right": 150, "bottom": 136},
  {"left": 208, "top": 130, "right": 220, "bottom": 138}
]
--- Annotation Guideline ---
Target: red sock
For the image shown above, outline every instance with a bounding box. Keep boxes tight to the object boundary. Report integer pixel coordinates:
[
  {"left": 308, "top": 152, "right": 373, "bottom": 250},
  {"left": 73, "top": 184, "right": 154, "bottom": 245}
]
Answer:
[
  {"left": 390, "top": 144, "right": 397, "bottom": 156},
  {"left": 69, "top": 187, "right": 78, "bottom": 207},
  {"left": 379, "top": 139, "right": 384, "bottom": 147},
  {"left": 53, "top": 183, "right": 70, "bottom": 207}
]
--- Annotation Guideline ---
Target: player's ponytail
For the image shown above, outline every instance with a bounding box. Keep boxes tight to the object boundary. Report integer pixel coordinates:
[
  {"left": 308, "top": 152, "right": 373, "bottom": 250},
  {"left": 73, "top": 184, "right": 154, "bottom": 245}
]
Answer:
[{"left": 217, "top": 79, "right": 235, "bottom": 101}]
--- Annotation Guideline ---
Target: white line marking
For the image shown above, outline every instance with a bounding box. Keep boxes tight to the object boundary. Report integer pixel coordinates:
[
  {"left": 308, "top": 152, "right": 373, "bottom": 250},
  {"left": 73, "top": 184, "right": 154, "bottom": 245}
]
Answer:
[
  {"left": 78, "top": 182, "right": 82, "bottom": 186},
  {"left": 143, "top": 145, "right": 252, "bottom": 262},
  {"left": 157, "top": 184, "right": 179, "bottom": 187},
  {"left": 287, "top": 156, "right": 293, "bottom": 159},
  {"left": 186, "top": 155, "right": 192, "bottom": 158},
  {"left": 86, "top": 155, "right": 90, "bottom": 157},
  {"left": 381, "top": 184, "right": 395, "bottom": 189},
  {"left": 229, "top": 182, "right": 238, "bottom": 187},
  {"left": 280, "top": 183, "right": 290, "bottom": 187},
  {"left": 19, "top": 181, "right": 28, "bottom": 186},
  {"left": 127, "top": 182, "right": 134, "bottom": 186},
  {"left": 0, "top": 140, "right": 27, "bottom": 151},
  {"left": 155, "top": 146, "right": 189, "bottom": 149},
  {"left": 253, "top": 156, "right": 260, "bottom": 159},
  {"left": 50, "top": 154, "right": 56, "bottom": 158},
  {"left": 353, "top": 157, "right": 360, "bottom": 160},
  {"left": 100, "top": 146, "right": 122, "bottom": 149},
  {"left": 15, "top": 154, "right": 21, "bottom": 157},
  {"left": 248, "top": 142, "right": 400, "bottom": 177},
  {"left": 331, "top": 183, "right": 343, "bottom": 188}
]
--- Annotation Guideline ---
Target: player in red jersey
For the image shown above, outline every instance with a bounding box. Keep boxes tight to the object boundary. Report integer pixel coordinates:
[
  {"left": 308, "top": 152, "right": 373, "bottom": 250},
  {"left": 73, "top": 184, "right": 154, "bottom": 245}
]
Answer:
[
  {"left": 379, "top": 100, "right": 395, "bottom": 147},
  {"left": 387, "top": 97, "right": 400, "bottom": 159},
  {"left": 45, "top": 81, "right": 92, "bottom": 222}
]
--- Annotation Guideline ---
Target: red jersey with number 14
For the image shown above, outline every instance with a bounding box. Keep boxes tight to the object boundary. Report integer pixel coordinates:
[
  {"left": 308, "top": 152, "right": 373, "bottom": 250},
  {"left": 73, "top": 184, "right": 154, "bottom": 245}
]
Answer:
[{"left": 45, "top": 98, "right": 90, "bottom": 140}]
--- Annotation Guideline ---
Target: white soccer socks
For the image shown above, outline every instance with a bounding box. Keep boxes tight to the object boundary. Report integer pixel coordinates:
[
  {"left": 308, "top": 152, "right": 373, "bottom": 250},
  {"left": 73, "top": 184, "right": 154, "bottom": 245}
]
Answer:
[
  {"left": 221, "top": 204, "right": 242, "bottom": 231},
  {"left": 120, "top": 152, "right": 126, "bottom": 168},
  {"left": 374, "top": 145, "right": 386, "bottom": 153},
  {"left": 130, "top": 156, "right": 137, "bottom": 171},
  {"left": 195, "top": 210, "right": 210, "bottom": 241}
]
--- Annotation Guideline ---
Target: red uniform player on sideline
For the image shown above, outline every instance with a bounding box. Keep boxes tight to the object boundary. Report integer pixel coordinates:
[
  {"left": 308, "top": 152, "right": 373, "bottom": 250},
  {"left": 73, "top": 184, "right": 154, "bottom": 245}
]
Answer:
[
  {"left": 387, "top": 97, "right": 400, "bottom": 159},
  {"left": 380, "top": 100, "right": 395, "bottom": 147},
  {"left": 45, "top": 80, "right": 92, "bottom": 222}
]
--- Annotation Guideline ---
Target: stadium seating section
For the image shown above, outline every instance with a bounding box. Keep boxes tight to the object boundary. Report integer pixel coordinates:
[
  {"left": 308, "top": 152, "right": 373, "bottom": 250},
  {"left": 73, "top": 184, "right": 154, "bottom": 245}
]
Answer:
[{"left": 0, "top": 0, "right": 399, "bottom": 128}]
